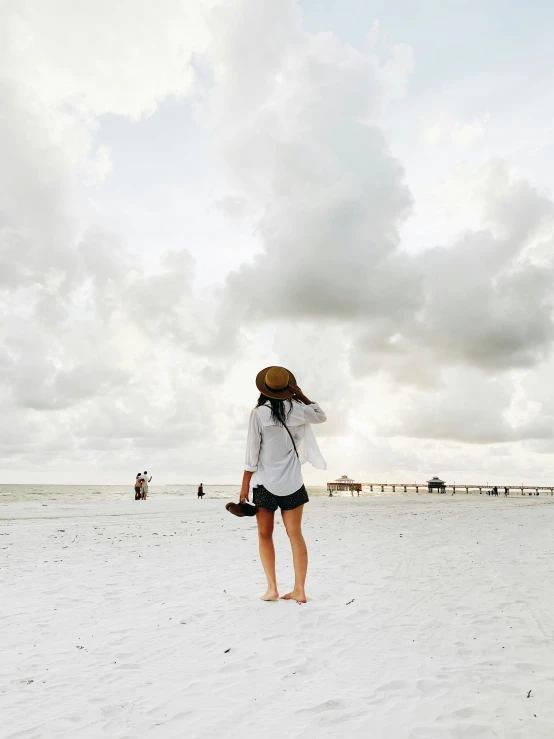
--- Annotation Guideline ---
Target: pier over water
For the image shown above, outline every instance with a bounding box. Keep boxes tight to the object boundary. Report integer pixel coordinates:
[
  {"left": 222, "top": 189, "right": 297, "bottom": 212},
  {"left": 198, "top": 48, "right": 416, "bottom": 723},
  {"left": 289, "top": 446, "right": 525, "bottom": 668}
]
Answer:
[{"left": 327, "top": 476, "right": 554, "bottom": 495}]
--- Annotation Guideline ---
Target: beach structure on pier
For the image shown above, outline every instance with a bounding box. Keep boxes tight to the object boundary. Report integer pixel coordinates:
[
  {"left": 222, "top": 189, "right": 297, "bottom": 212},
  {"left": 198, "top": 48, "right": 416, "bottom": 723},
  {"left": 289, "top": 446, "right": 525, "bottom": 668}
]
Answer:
[
  {"left": 327, "top": 475, "right": 362, "bottom": 494},
  {"left": 427, "top": 477, "right": 446, "bottom": 494}
]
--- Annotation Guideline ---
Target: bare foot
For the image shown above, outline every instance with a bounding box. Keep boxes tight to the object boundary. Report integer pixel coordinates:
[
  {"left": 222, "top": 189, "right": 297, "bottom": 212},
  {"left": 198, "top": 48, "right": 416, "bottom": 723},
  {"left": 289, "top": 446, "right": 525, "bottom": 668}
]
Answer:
[
  {"left": 281, "top": 591, "right": 307, "bottom": 603},
  {"left": 260, "top": 588, "right": 279, "bottom": 601}
]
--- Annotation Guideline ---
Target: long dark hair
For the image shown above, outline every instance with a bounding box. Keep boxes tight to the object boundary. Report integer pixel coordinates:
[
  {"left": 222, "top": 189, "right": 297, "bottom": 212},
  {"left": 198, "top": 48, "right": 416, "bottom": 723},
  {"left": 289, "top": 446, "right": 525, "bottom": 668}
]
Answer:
[{"left": 257, "top": 393, "right": 293, "bottom": 426}]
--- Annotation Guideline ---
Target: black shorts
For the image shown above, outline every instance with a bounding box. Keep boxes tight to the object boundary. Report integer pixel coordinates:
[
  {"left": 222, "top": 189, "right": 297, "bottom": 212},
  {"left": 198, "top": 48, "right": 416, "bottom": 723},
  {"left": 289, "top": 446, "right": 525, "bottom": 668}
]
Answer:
[{"left": 253, "top": 484, "right": 309, "bottom": 512}]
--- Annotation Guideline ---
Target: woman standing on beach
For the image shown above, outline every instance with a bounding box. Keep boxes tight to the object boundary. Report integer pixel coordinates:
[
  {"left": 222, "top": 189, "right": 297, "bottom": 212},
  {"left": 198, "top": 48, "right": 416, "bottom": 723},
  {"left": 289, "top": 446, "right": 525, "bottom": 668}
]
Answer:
[{"left": 240, "top": 366, "right": 327, "bottom": 603}]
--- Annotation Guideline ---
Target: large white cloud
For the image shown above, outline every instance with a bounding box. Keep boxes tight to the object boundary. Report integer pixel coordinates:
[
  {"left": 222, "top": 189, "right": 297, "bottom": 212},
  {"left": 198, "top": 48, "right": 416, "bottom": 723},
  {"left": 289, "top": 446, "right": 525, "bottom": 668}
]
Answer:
[
  {"left": 0, "top": 1, "right": 220, "bottom": 481},
  {"left": 202, "top": 4, "right": 554, "bottom": 448},
  {"left": 2, "top": 0, "right": 554, "bottom": 483},
  {"left": 0, "top": 0, "right": 210, "bottom": 117}
]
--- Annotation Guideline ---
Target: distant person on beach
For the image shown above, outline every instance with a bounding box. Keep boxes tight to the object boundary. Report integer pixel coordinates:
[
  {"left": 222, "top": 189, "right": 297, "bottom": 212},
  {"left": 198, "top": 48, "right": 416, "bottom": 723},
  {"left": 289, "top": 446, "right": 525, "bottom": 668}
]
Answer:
[
  {"left": 134, "top": 473, "right": 142, "bottom": 500},
  {"left": 140, "top": 471, "right": 152, "bottom": 500},
  {"left": 198, "top": 483, "right": 205, "bottom": 500},
  {"left": 236, "top": 366, "right": 326, "bottom": 603}
]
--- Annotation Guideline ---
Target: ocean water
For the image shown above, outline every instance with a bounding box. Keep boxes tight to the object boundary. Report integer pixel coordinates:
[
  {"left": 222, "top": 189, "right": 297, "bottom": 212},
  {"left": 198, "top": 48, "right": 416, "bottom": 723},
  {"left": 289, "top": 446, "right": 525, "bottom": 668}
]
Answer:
[
  {"left": 0, "top": 484, "right": 329, "bottom": 504},
  {"left": 0, "top": 484, "right": 399, "bottom": 504}
]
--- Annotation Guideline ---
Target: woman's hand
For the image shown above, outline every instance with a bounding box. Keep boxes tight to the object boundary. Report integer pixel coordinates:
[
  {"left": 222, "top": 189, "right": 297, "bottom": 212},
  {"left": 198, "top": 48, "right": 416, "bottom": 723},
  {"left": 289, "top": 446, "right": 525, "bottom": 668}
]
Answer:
[
  {"left": 289, "top": 384, "right": 312, "bottom": 404},
  {"left": 240, "top": 470, "right": 254, "bottom": 503}
]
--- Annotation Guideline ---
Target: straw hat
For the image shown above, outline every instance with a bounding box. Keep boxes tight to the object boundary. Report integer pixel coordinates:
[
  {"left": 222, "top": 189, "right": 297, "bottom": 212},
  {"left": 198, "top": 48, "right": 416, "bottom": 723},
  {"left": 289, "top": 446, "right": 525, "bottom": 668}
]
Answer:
[{"left": 256, "top": 366, "right": 297, "bottom": 400}]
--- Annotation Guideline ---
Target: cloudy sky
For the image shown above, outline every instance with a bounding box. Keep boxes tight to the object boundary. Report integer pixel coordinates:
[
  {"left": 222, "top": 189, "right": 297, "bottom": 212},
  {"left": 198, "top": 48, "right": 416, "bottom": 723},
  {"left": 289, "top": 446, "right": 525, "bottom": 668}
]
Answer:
[{"left": 2, "top": 0, "right": 554, "bottom": 485}]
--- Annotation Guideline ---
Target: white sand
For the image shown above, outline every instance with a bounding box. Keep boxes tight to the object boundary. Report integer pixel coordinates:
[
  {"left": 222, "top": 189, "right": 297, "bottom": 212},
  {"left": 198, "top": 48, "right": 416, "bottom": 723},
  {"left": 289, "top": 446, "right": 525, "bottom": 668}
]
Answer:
[{"left": 2, "top": 495, "right": 554, "bottom": 739}]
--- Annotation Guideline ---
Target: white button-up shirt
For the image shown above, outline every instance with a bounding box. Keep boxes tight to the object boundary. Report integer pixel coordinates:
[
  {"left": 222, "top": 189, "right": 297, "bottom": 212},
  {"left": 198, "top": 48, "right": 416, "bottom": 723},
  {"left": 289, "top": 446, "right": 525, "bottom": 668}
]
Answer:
[{"left": 245, "top": 401, "right": 327, "bottom": 496}]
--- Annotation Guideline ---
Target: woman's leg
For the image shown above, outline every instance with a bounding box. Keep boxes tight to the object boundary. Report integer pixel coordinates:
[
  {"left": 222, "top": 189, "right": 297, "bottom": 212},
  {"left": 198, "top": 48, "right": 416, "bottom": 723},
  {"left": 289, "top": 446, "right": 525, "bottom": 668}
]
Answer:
[
  {"left": 256, "top": 507, "right": 279, "bottom": 600},
  {"left": 281, "top": 505, "right": 308, "bottom": 603}
]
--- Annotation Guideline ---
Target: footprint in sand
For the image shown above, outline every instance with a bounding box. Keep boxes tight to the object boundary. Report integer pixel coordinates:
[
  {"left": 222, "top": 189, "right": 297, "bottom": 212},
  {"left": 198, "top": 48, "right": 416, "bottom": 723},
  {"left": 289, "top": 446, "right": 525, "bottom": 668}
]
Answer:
[
  {"left": 451, "top": 706, "right": 477, "bottom": 720},
  {"left": 416, "top": 679, "right": 449, "bottom": 697},
  {"left": 514, "top": 662, "right": 537, "bottom": 673},
  {"left": 376, "top": 680, "right": 408, "bottom": 692},
  {"left": 409, "top": 727, "right": 452, "bottom": 739},
  {"left": 297, "top": 698, "right": 347, "bottom": 714}
]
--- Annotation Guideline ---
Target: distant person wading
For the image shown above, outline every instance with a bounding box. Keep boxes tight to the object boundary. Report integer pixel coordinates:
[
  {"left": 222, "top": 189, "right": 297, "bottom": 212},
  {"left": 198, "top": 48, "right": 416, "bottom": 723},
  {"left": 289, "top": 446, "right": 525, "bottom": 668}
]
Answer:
[{"left": 235, "top": 366, "right": 327, "bottom": 603}]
